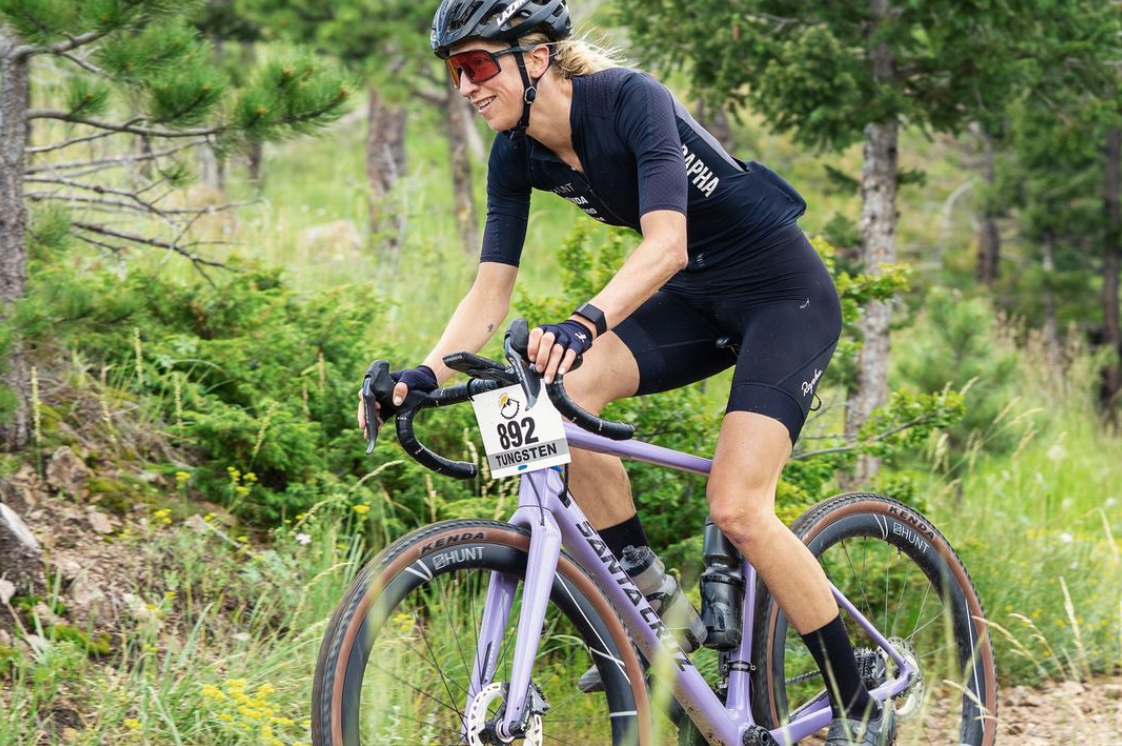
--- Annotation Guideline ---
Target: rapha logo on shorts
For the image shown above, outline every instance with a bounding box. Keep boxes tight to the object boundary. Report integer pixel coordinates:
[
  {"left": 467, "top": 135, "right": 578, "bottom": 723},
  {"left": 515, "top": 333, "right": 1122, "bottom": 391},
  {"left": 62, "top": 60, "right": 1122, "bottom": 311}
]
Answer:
[
  {"left": 801, "top": 369, "right": 822, "bottom": 397},
  {"left": 496, "top": 0, "right": 530, "bottom": 26}
]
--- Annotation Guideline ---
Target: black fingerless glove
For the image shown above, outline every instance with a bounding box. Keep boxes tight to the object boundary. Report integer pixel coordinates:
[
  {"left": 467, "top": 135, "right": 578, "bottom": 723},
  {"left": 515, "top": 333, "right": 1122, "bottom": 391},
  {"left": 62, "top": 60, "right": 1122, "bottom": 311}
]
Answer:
[
  {"left": 391, "top": 365, "right": 438, "bottom": 401},
  {"left": 537, "top": 319, "right": 595, "bottom": 357}
]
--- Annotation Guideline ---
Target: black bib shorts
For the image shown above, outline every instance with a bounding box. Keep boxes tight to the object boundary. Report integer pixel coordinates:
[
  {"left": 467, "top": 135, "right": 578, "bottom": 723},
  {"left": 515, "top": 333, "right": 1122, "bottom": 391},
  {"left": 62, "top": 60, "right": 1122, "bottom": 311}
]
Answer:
[{"left": 611, "top": 224, "right": 842, "bottom": 444}]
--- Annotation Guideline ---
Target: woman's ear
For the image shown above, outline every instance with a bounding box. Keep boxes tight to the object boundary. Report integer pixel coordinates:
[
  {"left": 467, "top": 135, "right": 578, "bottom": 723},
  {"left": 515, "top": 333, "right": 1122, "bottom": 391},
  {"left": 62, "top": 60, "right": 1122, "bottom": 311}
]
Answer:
[{"left": 528, "top": 43, "right": 552, "bottom": 78}]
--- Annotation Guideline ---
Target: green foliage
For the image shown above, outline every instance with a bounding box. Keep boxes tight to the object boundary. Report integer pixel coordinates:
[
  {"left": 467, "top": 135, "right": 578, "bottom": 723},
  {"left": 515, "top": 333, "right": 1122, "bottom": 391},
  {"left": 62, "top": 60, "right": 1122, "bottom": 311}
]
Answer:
[
  {"left": 237, "top": 0, "right": 434, "bottom": 100},
  {"left": 19, "top": 255, "right": 399, "bottom": 523},
  {"left": 895, "top": 288, "right": 1027, "bottom": 456},
  {"left": 228, "top": 53, "right": 352, "bottom": 144},
  {"left": 63, "top": 76, "right": 111, "bottom": 119}
]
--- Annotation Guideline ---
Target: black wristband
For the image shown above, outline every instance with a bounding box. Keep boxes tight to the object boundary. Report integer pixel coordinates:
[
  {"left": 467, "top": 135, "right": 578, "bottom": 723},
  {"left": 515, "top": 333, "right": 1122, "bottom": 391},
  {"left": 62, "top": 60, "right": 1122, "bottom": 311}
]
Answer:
[{"left": 573, "top": 302, "right": 608, "bottom": 337}]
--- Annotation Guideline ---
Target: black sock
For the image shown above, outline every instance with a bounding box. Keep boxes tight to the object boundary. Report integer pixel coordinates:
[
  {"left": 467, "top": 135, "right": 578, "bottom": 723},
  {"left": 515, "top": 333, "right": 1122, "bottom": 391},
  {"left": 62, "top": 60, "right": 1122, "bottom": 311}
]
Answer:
[
  {"left": 800, "top": 615, "right": 875, "bottom": 719},
  {"left": 599, "top": 514, "right": 649, "bottom": 559}
]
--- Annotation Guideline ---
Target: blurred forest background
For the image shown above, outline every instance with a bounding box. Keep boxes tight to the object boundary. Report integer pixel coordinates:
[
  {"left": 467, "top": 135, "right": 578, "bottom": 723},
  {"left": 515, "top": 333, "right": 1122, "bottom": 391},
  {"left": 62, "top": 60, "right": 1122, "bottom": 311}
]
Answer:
[{"left": 0, "top": 1, "right": 1120, "bottom": 744}]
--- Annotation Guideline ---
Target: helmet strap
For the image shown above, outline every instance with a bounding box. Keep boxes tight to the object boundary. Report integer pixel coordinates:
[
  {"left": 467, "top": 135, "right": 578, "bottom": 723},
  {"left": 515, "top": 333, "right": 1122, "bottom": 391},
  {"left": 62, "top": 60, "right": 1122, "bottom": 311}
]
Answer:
[{"left": 509, "top": 46, "right": 547, "bottom": 143}]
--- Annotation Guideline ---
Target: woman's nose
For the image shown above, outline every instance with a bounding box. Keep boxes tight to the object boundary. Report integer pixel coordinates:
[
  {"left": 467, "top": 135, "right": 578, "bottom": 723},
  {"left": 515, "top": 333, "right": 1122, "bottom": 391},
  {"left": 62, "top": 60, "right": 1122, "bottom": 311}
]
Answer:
[{"left": 458, "top": 73, "right": 480, "bottom": 98}]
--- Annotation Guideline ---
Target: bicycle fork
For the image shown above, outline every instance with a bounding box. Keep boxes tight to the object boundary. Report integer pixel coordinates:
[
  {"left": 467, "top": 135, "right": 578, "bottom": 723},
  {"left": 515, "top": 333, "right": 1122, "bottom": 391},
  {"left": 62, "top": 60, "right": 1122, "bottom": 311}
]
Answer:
[{"left": 467, "top": 474, "right": 563, "bottom": 741}]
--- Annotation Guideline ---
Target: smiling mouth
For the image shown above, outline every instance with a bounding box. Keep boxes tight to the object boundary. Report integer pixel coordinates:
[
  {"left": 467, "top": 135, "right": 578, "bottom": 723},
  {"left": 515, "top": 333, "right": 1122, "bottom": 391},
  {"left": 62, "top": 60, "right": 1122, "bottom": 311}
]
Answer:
[{"left": 475, "top": 96, "right": 496, "bottom": 113}]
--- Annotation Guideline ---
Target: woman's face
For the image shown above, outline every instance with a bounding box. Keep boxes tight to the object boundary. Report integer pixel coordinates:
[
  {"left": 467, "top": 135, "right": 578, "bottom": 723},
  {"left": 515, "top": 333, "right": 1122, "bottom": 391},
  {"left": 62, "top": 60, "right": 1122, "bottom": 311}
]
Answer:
[{"left": 447, "top": 39, "right": 548, "bottom": 132}]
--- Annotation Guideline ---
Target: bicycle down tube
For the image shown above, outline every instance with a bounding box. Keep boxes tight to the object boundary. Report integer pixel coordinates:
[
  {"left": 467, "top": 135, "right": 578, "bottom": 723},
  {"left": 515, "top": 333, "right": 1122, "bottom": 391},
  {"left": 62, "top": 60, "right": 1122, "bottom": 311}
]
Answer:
[{"left": 468, "top": 424, "right": 913, "bottom": 746}]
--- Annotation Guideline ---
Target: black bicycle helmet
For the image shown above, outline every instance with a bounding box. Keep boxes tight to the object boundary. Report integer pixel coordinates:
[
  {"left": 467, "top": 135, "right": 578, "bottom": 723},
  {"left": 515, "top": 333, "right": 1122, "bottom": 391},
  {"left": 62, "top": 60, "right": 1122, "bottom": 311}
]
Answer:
[{"left": 431, "top": 0, "right": 571, "bottom": 59}]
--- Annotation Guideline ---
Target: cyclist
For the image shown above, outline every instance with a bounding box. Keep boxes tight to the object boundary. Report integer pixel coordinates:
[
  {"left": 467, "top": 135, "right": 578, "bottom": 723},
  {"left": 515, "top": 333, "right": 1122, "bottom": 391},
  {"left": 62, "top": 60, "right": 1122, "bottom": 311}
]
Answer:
[{"left": 359, "top": 0, "right": 892, "bottom": 742}]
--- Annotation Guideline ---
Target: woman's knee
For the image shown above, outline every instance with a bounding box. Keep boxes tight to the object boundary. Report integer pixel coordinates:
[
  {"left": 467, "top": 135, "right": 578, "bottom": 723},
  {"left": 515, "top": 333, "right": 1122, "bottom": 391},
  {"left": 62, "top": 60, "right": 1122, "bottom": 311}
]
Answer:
[{"left": 705, "top": 483, "right": 778, "bottom": 548}]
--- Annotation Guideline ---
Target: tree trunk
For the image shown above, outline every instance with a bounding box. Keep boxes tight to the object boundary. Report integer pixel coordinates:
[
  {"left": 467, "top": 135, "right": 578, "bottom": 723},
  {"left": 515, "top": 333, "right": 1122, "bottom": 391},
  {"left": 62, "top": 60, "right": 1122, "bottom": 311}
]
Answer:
[
  {"left": 973, "top": 124, "right": 1000, "bottom": 285},
  {"left": 1103, "top": 126, "right": 1121, "bottom": 412},
  {"left": 444, "top": 87, "right": 478, "bottom": 255},
  {"left": 0, "top": 38, "right": 31, "bottom": 450},
  {"left": 1041, "top": 231, "right": 1060, "bottom": 371},
  {"left": 366, "top": 85, "right": 407, "bottom": 248},
  {"left": 695, "top": 98, "right": 736, "bottom": 155},
  {"left": 846, "top": 0, "right": 898, "bottom": 482}
]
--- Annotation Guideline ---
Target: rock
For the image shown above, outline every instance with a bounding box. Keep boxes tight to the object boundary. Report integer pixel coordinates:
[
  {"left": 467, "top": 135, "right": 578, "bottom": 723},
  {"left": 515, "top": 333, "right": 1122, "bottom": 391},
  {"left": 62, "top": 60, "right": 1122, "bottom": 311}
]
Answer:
[
  {"left": 32, "top": 602, "right": 64, "bottom": 626},
  {"left": 0, "top": 502, "right": 42, "bottom": 590},
  {"left": 1105, "top": 684, "right": 1122, "bottom": 700},
  {"left": 299, "top": 219, "right": 362, "bottom": 256},
  {"left": 86, "top": 509, "right": 113, "bottom": 535},
  {"left": 184, "top": 514, "right": 210, "bottom": 535},
  {"left": 68, "top": 574, "right": 106, "bottom": 618},
  {"left": 53, "top": 559, "right": 83, "bottom": 582},
  {"left": 0, "top": 463, "right": 46, "bottom": 512},
  {"left": 0, "top": 629, "right": 10, "bottom": 646},
  {"left": 0, "top": 579, "right": 14, "bottom": 605},
  {"left": 200, "top": 502, "right": 236, "bottom": 527},
  {"left": 25, "top": 634, "right": 49, "bottom": 655},
  {"left": 46, "top": 447, "right": 89, "bottom": 499}
]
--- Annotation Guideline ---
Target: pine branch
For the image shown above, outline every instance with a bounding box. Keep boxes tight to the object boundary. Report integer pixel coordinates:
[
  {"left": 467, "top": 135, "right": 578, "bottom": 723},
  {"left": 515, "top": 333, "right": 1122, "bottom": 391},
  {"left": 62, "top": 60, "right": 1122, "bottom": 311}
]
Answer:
[
  {"left": 25, "top": 118, "right": 146, "bottom": 154},
  {"left": 25, "top": 139, "right": 208, "bottom": 174},
  {"left": 789, "top": 407, "right": 957, "bottom": 461},
  {"left": 59, "top": 51, "right": 108, "bottom": 77},
  {"left": 26, "top": 110, "right": 221, "bottom": 138},
  {"left": 13, "top": 30, "right": 107, "bottom": 61},
  {"left": 71, "top": 220, "right": 228, "bottom": 270}
]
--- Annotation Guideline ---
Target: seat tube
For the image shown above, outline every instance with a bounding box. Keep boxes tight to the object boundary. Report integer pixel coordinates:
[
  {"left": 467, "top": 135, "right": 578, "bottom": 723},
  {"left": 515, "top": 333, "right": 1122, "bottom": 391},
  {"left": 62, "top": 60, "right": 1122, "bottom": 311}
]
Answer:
[
  {"left": 725, "top": 561, "right": 757, "bottom": 721},
  {"left": 498, "top": 470, "right": 563, "bottom": 740}
]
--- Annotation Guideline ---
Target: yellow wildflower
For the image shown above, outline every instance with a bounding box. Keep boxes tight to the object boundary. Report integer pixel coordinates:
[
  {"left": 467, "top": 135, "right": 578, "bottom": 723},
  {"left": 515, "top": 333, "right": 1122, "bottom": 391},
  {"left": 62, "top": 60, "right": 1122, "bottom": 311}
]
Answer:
[
  {"left": 352, "top": 504, "right": 370, "bottom": 515},
  {"left": 237, "top": 535, "right": 248, "bottom": 543},
  {"left": 256, "top": 683, "right": 276, "bottom": 697},
  {"left": 244, "top": 472, "right": 257, "bottom": 483},
  {"left": 271, "top": 716, "right": 295, "bottom": 727},
  {"left": 218, "top": 713, "right": 234, "bottom": 723},
  {"left": 224, "top": 678, "right": 248, "bottom": 689},
  {"left": 124, "top": 718, "right": 141, "bottom": 730},
  {"left": 165, "top": 591, "right": 177, "bottom": 600},
  {"left": 175, "top": 471, "right": 191, "bottom": 483},
  {"left": 201, "top": 684, "right": 225, "bottom": 700},
  {"left": 235, "top": 486, "right": 250, "bottom": 496}
]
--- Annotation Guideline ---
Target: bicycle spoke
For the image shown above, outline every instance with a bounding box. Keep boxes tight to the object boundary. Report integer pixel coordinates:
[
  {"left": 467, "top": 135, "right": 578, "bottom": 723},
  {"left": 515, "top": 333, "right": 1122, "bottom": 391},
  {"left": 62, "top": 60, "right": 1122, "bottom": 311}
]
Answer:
[
  {"left": 413, "top": 606, "right": 470, "bottom": 722},
  {"left": 436, "top": 572, "right": 473, "bottom": 688},
  {"left": 841, "top": 539, "right": 876, "bottom": 625}
]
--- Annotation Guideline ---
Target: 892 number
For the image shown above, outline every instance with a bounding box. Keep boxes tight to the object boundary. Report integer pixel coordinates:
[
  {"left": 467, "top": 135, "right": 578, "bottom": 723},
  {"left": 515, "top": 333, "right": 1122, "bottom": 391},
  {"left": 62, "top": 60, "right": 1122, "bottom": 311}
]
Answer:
[{"left": 497, "top": 417, "right": 539, "bottom": 450}]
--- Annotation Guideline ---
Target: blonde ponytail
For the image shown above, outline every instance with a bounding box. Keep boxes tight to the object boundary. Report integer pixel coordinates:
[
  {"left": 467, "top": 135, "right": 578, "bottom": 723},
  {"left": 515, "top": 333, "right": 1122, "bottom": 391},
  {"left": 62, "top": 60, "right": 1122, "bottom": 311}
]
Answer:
[{"left": 518, "top": 29, "right": 632, "bottom": 78}]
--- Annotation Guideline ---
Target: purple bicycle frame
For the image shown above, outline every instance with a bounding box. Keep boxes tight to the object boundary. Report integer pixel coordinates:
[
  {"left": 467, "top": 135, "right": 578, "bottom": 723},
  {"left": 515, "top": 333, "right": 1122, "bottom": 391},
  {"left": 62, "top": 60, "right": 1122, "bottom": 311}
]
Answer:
[{"left": 468, "top": 422, "right": 913, "bottom": 746}]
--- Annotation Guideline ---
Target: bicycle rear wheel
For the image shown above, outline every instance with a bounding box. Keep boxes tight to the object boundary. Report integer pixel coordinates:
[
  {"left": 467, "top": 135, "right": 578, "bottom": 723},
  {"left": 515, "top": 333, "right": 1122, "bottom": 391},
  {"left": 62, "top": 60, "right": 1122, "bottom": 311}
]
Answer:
[
  {"left": 751, "top": 493, "right": 998, "bottom": 746},
  {"left": 311, "top": 519, "right": 651, "bottom": 746}
]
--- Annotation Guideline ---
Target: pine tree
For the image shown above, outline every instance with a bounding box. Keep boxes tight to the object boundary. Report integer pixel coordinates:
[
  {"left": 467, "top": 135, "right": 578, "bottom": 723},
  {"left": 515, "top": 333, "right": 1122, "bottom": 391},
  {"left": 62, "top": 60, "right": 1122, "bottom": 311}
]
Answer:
[
  {"left": 239, "top": 0, "right": 480, "bottom": 256},
  {"left": 0, "top": 0, "right": 352, "bottom": 448},
  {"left": 619, "top": 0, "right": 1121, "bottom": 475}
]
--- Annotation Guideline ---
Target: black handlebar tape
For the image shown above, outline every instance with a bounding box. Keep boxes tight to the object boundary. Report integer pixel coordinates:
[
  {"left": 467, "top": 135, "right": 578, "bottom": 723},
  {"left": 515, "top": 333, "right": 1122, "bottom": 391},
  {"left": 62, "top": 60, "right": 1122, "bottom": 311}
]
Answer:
[
  {"left": 546, "top": 379, "right": 634, "bottom": 441},
  {"left": 396, "top": 407, "right": 478, "bottom": 479}
]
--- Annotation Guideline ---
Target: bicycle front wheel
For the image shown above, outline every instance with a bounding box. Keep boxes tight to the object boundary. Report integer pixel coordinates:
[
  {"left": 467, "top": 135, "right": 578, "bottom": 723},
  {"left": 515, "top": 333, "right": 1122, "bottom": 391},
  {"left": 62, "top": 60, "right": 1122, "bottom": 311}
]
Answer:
[
  {"left": 311, "top": 519, "right": 651, "bottom": 746},
  {"left": 751, "top": 493, "right": 998, "bottom": 746}
]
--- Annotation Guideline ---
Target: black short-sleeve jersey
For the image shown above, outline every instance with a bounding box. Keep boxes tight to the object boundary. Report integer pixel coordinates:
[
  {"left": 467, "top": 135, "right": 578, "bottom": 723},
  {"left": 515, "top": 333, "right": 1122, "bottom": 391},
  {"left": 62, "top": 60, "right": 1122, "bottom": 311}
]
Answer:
[{"left": 481, "top": 68, "right": 807, "bottom": 271}]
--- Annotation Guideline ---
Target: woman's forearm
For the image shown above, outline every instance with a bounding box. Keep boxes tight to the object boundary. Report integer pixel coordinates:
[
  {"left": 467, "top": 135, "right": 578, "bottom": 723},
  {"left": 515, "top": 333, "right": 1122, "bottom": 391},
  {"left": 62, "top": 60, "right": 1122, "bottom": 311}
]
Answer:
[
  {"left": 420, "top": 265, "right": 516, "bottom": 384},
  {"left": 585, "top": 211, "right": 688, "bottom": 332}
]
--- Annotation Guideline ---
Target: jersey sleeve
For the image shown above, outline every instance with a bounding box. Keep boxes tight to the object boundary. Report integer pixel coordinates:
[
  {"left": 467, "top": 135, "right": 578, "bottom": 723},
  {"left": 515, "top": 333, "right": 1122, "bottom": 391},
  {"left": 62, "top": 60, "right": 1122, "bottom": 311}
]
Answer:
[
  {"left": 480, "top": 134, "right": 532, "bottom": 266},
  {"left": 614, "top": 73, "right": 688, "bottom": 218}
]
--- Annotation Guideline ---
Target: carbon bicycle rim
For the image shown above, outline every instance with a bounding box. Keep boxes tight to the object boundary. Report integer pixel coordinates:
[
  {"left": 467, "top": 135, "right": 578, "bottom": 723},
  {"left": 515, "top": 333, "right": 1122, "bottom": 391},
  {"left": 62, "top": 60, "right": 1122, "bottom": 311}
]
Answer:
[
  {"left": 311, "top": 519, "right": 651, "bottom": 746},
  {"left": 751, "top": 493, "right": 998, "bottom": 746}
]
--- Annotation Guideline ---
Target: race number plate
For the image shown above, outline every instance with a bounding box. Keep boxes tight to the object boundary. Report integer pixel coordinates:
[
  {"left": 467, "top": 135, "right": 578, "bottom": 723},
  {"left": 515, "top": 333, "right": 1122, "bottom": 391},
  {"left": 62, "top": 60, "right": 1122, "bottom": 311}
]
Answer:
[{"left": 470, "top": 384, "right": 570, "bottom": 478}]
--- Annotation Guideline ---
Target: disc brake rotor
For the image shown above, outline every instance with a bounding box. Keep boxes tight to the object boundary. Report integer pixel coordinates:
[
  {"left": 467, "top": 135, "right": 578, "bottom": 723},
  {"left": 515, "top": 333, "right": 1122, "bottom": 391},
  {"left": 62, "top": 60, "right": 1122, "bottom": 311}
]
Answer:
[
  {"left": 465, "top": 682, "right": 544, "bottom": 746},
  {"left": 882, "top": 636, "right": 925, "bottom": 722}
]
